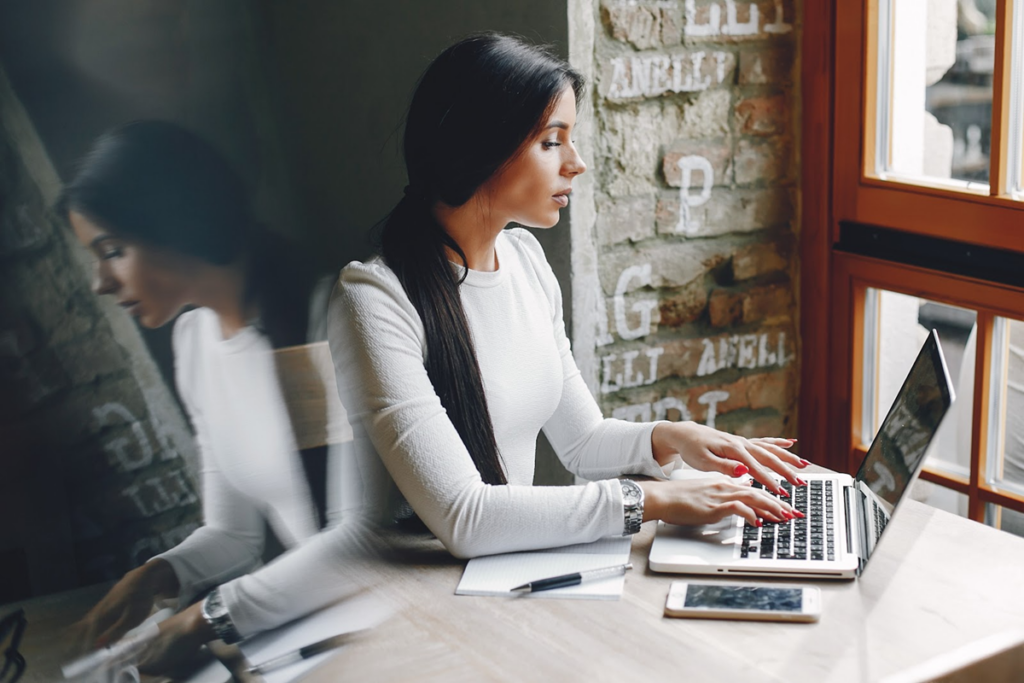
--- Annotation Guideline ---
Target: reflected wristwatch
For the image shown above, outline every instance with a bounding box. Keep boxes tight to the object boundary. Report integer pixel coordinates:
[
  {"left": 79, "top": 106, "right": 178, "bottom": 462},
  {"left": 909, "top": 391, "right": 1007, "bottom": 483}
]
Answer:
[
  {"left": 201, "top": 587, "right": 242, "bottom": 644},
  {"left": 620, "top": 479, "right": 644, "bottom": 535}
]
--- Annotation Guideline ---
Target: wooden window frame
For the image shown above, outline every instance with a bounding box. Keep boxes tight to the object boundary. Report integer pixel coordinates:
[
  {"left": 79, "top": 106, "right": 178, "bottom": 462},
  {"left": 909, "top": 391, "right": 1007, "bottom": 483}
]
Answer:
[{"left": 801, "top": 0, "right": 1024, "bottom": 525}]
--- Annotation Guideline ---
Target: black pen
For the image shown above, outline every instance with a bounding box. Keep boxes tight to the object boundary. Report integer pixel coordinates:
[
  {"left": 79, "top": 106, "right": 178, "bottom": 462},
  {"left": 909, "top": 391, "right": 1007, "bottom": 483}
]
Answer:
[
  {"left": 510, "top": 562, "right": 633, "bottom": 593},
  {"left": 246, "top": 630, "right": 365, "bottom": 676}
]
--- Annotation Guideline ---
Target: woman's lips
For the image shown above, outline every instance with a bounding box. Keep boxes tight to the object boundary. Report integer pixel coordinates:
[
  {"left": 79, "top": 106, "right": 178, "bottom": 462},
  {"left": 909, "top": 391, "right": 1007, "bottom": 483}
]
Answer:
[
  {"left": 553, "top": 193, "right": 570, "bottom": 207},
  {"left": 120, "top": 301, "right": 141, "bottom": 316}
]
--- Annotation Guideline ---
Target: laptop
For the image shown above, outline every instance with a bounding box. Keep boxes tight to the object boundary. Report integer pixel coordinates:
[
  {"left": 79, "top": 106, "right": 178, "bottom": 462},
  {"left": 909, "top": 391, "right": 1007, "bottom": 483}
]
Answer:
[{"left": 648, "top": 329, "right": 955, "bottom": 579}]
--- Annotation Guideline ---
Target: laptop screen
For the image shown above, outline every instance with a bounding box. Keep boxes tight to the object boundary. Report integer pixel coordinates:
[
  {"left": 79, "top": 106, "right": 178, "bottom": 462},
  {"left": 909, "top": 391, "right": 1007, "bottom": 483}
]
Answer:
[{"left": 853, "top": 330, "right": 955, "bottom": 524}]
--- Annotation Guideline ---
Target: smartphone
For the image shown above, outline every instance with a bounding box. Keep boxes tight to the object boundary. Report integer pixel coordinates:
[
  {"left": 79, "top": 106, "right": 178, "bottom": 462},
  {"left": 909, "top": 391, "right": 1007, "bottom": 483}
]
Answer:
[{"left": 664, "top": 581, "right": 821, "bottom": 622}]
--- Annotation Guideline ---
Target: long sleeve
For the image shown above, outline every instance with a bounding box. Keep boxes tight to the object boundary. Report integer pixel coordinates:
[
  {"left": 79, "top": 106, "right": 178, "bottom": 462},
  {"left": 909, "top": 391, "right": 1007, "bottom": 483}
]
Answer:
[
  {"left": 513, "top": 236, "right": 673, "bottom": 481},
  {"left": 329, "top": 241, "right": 659, "bottom": 560},
  {"left": 157, "top": 309, "right": 372, "bottom": 637},
  {"left": 152, "top": 314, "right": 265, "bottom": 605},
  {"left": 216, "top": 497, "right": 372, "bottom": 637}
]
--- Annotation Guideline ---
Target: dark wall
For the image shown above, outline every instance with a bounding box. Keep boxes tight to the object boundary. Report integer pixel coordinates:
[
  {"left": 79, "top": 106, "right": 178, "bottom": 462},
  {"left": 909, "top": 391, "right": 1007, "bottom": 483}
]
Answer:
[{"left": 259, "top": 1, "right": 570, "bottom": 267}]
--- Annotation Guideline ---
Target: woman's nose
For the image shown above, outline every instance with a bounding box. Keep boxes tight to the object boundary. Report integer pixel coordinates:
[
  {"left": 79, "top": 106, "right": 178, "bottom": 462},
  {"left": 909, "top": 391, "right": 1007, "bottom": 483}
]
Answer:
[
  {"left": 565, "top": 146, "right": 587, "bottom": 177},
  {"left": 93, "top": 264, "right": 118, "bottom": 296}
]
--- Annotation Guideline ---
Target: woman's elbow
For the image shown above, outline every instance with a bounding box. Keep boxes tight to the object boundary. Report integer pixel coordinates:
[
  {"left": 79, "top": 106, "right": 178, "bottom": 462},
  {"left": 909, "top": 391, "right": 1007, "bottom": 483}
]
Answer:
[
  {"left": 432, "top": 519, "right": 493, "bottom": 559},
  {"left": 441, "top": 536, "right": 483, "bottom": 560}
]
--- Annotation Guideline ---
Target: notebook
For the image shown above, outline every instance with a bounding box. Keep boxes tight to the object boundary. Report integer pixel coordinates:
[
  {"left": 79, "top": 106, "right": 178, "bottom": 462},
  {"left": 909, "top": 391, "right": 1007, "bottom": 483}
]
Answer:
[
  {"left": 649, "top": 330, "right": 955, "bottom": 580},
  {"left": 456, "top": 536, "right": 632, "bottom": 599}
]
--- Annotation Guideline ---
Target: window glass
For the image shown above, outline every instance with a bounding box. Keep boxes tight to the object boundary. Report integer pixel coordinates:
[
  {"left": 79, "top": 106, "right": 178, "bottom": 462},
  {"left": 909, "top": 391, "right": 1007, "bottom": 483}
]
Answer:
[
  {"left": 986, "top": 504, "right": 1024, "bottom": 539},
  {"left": 876, "top": 0, "right": 996, "bottom": 189},
  {"left": 910, "top": 480, "right": 969, "bottom": 518},
  {"left": 988, "top": 317, "right": 1024, "bottom": 495},
  {"left": 863, "top": 290, "right": 976, "bottom": 479},
  {"left": 1008, "top": 0, "right": 1024, "bottom": 197}
]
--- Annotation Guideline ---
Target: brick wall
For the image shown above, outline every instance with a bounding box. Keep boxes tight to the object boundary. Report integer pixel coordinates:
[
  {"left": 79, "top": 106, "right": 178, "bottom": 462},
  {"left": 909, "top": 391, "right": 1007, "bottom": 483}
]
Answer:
[
  {"left": 570, "top": 0, "right": 799, "bottom": 438},
  {"left": 0, "top": 65, "right": 201, "bottom": 600}
]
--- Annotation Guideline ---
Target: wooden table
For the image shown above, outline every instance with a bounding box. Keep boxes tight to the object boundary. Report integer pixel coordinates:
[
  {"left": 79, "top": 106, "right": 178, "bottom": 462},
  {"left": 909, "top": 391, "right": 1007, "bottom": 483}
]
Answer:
[
  {"left": 7, "top": 500, "right": 1024, "bottom": 682},
  {"left": 304, "top": 500, "right": 1024, "bottom": 683}
]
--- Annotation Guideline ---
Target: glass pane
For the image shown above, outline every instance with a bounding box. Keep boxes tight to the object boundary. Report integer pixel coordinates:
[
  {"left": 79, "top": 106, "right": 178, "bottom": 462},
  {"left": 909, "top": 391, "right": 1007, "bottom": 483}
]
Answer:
[
  {"left": 910, "top": 479, "right": 969, "bottom": 518},
  {"left": 987, "top": 317, "right": 1024, "bottom": 495},
  {"left": 876, "top": 0, "right": 996, "bottom": 189},
  {"left": 986, "top": 504, "right": 1024, "bottom": 539},
  {"left": 1010, "top": 0, "right": 1024, "bottom": 198},
  {"left": 863, "top": 290, "right": 976, "bottom": 479}
]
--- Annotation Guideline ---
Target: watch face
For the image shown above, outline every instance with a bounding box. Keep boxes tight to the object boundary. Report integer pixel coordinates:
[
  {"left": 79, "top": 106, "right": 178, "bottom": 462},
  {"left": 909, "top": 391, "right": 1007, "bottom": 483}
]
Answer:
[{"left": 622, "top": 483, "right": 641, "bottom": 507}]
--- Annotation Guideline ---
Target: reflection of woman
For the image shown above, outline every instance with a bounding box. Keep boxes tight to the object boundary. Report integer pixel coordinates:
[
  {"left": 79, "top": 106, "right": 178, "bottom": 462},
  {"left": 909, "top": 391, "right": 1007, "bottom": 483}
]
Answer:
[
  {"left": 330, "top": 34, "right": 807, "bottom": 560},
  {"left": 64, "top": 121, "right": 360, "bottom": 672}
]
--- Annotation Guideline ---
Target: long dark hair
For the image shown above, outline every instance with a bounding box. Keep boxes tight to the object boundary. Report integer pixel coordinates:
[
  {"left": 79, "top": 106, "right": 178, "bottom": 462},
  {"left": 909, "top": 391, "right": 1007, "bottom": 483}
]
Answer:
[
  {"left": 60, "top": 120, "right": 314, "bottom": 349},
  {"left": 381, "top": 34, "right": 584, "bottom": 486}
]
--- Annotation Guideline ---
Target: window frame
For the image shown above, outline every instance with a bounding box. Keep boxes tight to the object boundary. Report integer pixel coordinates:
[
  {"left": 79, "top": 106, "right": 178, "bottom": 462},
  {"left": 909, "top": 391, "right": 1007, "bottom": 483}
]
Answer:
[{"left": 801, "top": 0, "right": 1024, "bottom": 526}]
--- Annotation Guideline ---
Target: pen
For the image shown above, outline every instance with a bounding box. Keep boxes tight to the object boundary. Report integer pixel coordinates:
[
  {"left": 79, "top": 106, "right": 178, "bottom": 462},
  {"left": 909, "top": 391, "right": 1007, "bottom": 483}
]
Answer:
[
  {"left": 246, "top": 630, "right": 365, "bottom": 676},
  {"left": 510, "top": 562, "right": 633, "bottom": 593}
]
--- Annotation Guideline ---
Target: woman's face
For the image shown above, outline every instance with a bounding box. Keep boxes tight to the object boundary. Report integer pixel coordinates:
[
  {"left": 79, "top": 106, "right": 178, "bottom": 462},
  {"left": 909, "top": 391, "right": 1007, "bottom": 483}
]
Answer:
[
  {"left": 70, "top": 211, "right": 197, "bottom": 328},
  {"left": 481, "top": 85, "right": 586, "bottom": 229}
]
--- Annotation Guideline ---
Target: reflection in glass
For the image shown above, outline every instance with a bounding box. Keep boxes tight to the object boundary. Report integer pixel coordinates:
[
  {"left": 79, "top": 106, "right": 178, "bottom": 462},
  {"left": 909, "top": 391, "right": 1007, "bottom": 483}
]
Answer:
[
  {"left": 858, "top": 332, "right": 952, "bottom": 510},
  {"left": 877, "top": 0, "right": 996, "bottom": 188}
]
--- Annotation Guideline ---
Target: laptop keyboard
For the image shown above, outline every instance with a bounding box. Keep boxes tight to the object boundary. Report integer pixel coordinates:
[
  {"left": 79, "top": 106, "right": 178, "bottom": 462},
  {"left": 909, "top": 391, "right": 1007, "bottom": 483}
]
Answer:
[
  {"left": 740, "top": 480, "right": 836, "bottom": 561},
  {"left": 873, "top": 499, "right": 888, "bottom": 541}
]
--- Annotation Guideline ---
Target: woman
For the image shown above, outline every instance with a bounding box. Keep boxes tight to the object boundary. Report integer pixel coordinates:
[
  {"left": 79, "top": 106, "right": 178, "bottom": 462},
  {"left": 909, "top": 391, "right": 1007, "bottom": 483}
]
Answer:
[
  {"left": 64, "top": 121, "right": 365, "bottom": 672},
  {"left": 329, "top": 34, "right": 806, "bottom": 560}
]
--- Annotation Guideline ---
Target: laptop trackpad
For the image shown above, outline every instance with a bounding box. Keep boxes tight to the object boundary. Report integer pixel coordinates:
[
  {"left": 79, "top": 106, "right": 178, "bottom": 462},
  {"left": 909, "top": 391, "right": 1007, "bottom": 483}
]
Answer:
[{"left": 650, "top": 518, "right": 742, "bottom": 568}]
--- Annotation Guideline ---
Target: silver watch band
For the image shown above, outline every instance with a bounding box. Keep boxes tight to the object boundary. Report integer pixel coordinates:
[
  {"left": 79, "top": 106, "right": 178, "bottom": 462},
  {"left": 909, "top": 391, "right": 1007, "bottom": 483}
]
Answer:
[
  {"left": 201, "top": 587, "right": 242, "bottom": 644},
  {"left": 620, "top": 479, "right": 644, "bottom": 536}
]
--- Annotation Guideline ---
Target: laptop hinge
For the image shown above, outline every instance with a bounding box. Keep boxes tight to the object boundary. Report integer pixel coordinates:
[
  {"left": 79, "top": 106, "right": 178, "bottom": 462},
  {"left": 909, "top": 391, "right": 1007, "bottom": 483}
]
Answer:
[{"left": 844, "top": 485, "right": 868, "bottom": 569}]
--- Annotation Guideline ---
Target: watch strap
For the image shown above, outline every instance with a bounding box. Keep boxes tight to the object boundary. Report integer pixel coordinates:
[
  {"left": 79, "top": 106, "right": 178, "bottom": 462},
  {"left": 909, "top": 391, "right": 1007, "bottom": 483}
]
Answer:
[
  {"left": 201, "top": 587, "right": 242, "bottom": 644},
  {"left": 620, "top": 479, "right": 644, "bottom": 536}
]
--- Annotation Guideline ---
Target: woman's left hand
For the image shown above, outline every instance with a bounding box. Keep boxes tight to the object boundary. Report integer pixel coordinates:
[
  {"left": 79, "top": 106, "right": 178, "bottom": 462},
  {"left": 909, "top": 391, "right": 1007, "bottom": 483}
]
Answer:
[
  {"left": 652, "top": 422, "right": 808, "bottom": 496},
  {"left": 136, "top": 603, "right": 215, "bottom": 679}
]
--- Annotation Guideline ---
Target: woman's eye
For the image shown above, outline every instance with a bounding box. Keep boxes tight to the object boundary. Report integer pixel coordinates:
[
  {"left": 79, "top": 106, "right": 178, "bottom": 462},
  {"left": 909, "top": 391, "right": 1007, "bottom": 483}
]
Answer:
[
  {"left": 542, "top": 140, "right": 561, "bottom": 149},
  {"left": 101, "top": 246, "right": 124, "bottom": 260}
]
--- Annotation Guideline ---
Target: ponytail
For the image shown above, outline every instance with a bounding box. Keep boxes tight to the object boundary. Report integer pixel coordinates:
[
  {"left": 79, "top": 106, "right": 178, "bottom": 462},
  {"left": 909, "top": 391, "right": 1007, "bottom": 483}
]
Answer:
[{"left": 381, "top": 191, "right": 507, "bottom": 485}]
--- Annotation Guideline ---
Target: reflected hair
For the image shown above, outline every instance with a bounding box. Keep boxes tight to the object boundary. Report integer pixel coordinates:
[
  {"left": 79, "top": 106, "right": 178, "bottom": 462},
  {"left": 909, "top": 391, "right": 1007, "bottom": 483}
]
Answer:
[
  {"left": 381, "top": 34, "right": 584, "bottom": 486},
  {"left": 60, "top": 120, "right": 313, "bottom": 349}
]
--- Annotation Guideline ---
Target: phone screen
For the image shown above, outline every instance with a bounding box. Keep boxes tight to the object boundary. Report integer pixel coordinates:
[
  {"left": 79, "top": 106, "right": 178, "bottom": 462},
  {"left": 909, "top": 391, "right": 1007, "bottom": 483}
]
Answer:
[{"left": 685, "top": 585, "right": 803, "bottom": 612}]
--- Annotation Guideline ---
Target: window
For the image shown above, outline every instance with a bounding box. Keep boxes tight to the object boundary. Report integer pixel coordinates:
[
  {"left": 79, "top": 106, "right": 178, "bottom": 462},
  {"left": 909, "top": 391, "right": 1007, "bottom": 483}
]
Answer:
[{"left": 802, "top": 0, "right": 1024, "bottom": 536}]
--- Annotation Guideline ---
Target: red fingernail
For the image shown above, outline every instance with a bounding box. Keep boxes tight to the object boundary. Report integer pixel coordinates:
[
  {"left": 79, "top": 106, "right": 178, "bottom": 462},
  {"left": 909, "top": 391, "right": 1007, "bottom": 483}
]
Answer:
[
  {"left": 733, "top": 464, "right": 749, "bottom": 477},
  {"left": 799, "top": 459, "right": 810, "bottom": 467},
  {"left": 783, "top": 511, "right": 793, "bottom": 519},
  {"left": 798, "top": 479, "right": 808, "bottom": 486},
  {"left": 779, "top": 488, "right": 790, "bottom": 497},
  {"left": 794, "top": 510, "right": 805, "bottom": 518},
  {"left": 789, "top": 438, "right": 799, "bottom": 443},
  {"left": 755, "top": 519, "right": 763, "bottom": 527}
]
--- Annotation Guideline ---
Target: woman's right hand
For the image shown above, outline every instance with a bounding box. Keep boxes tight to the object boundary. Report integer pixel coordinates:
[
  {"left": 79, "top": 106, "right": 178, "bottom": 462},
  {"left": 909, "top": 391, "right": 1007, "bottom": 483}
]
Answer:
[
  {"left": 69, "top": 559, "right": 179, "bottom": 651},
  {"left": 639, "top": 478, "right": 799, "bottom": 528}
]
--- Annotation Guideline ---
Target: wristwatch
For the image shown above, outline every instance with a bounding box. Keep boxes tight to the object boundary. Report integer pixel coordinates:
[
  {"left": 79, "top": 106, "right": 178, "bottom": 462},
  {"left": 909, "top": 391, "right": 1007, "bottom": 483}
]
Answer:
[
  {"left": 620, "top": 479, "right": 644, "bottom": 535},
  {"left": 201, "top": 587, "right": 242, "bottom": 644}
]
